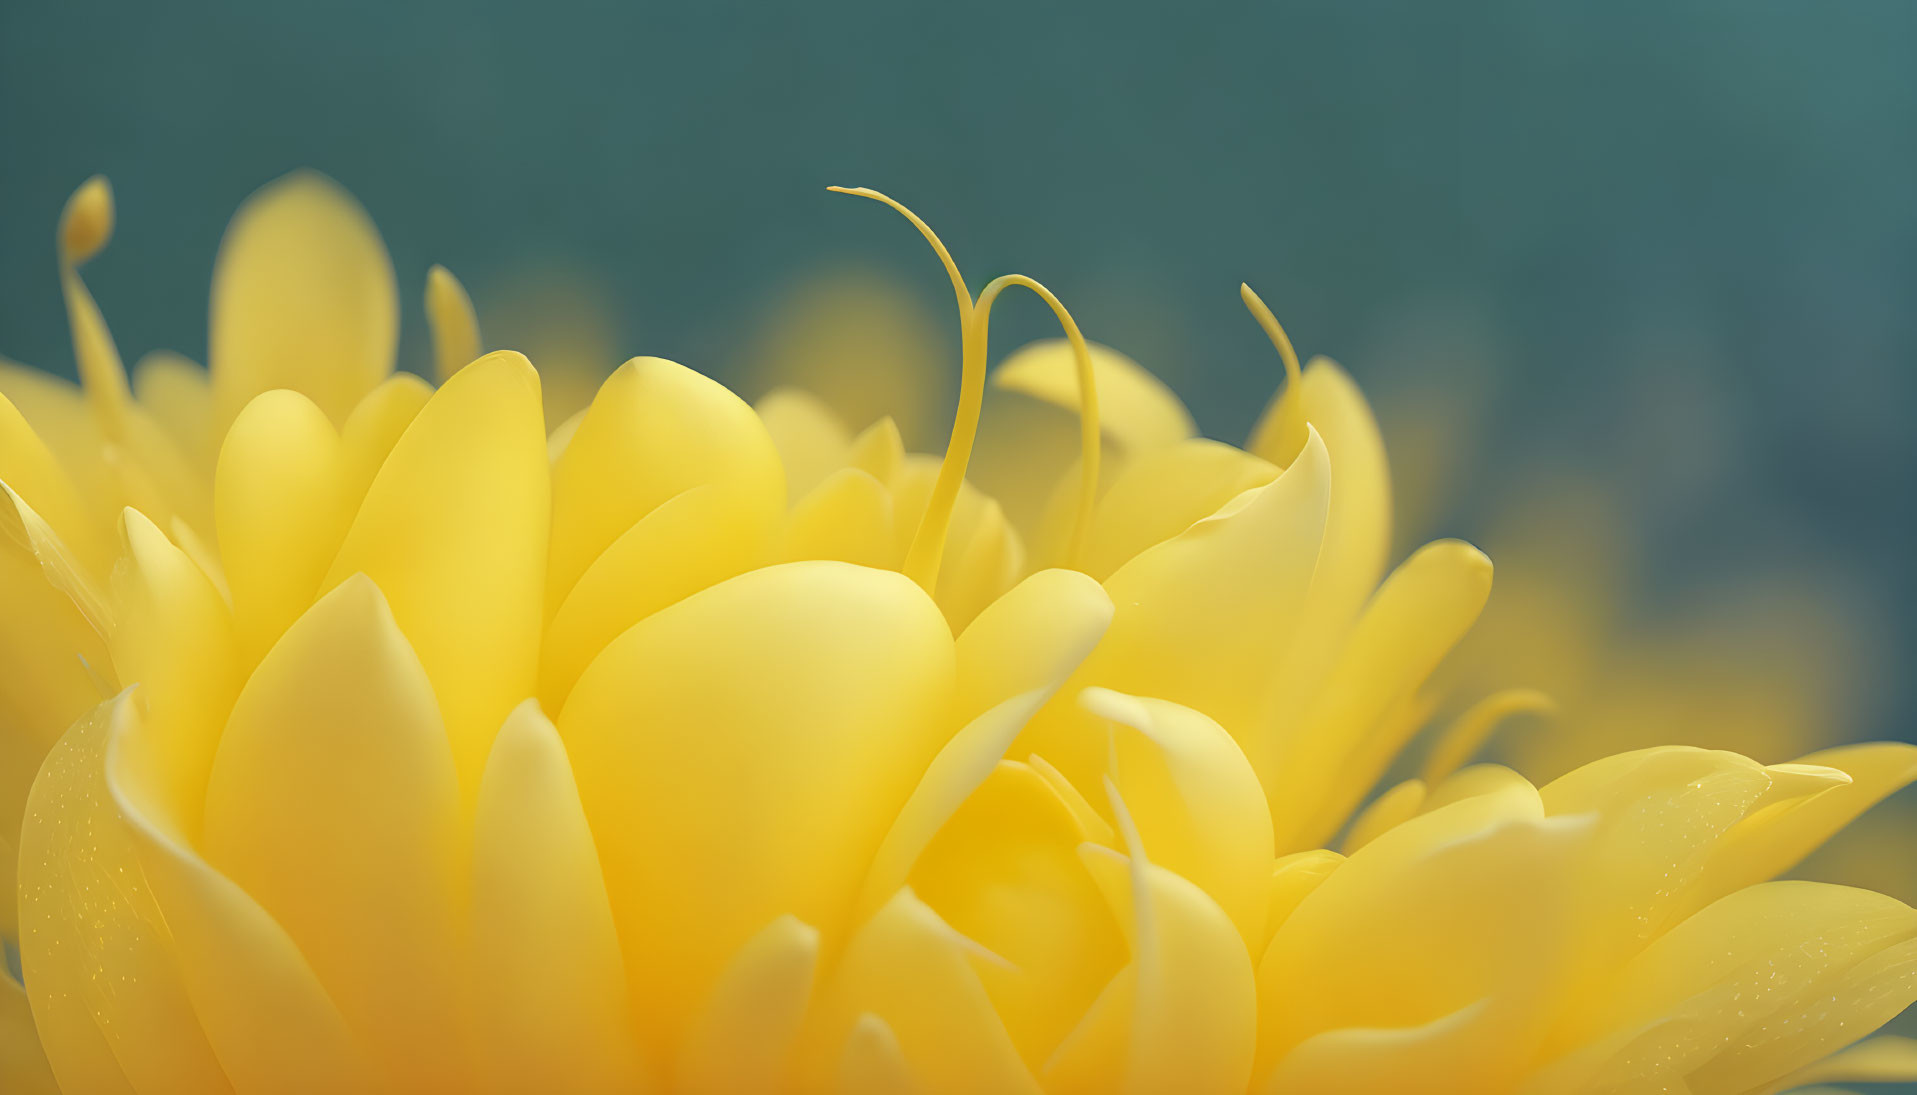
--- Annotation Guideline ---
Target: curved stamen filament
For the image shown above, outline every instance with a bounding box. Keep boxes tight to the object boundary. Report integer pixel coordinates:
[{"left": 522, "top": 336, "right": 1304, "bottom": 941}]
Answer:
[
  {"left": 973, "top": 274, "right": 1101, "bottom": 570},
  {"left": 828, "top": 186, "right": 981, "bottom": 591},
  {"left": 1241, "top": 283, "right": 1307, "bottom": 463},
  {"left": 58, "top": 177, "right": 132, "bottom": 441},
  {"left": 829, "top": 186, "right": 1104, "bottom": 587}
]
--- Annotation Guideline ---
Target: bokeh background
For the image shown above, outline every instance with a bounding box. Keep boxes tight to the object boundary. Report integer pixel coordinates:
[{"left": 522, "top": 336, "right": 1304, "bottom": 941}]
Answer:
[{"left": 4, "top": 1, "right": 1914, "bottom": 894}]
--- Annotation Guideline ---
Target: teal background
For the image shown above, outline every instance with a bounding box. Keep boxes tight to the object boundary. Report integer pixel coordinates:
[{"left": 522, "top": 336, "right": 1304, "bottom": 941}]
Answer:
[{"left": 4, "top": 2, "right": 1914, "bottom": 712}]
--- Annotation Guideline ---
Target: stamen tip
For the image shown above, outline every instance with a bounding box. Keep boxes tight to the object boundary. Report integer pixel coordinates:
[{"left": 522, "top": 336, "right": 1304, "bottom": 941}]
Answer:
[{"left": 60, "top": 175, "right": 115, "bottom": 264}]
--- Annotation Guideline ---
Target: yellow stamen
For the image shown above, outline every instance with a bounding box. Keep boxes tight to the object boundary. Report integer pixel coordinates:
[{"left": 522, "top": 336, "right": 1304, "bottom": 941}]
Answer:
[
  {"left": 1241, "top": 283, "right": 1307, "bottom": 465},
  {"left": 58, "top": 176, "right": 132, "bottom": 440},
  {"left": 829, "top": 186, "right": 1102, "bottom": 583},
  {"left": 973, "top": 274, "right": 1100, "bottom": 569},
  {"left": 828, "top": 186, "right": 979, "bottom": 590},
  {"left": 425, "top": 264, "right": 483, "bottom": 384}
]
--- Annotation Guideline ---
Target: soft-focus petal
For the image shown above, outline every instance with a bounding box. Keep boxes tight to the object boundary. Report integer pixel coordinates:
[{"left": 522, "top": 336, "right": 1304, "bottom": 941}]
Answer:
[
  {"left": 803, "top": 888, "right": 1041, "bottom": 1095},
  {"left": 209, "top": 171, "right": 398, "bottom": 428},
  {"left": 679, "top": 915, "right": 820, "bottom": 1095},
  {"left": 993, "top": 339, "right": 1194, "bottom": 451}
]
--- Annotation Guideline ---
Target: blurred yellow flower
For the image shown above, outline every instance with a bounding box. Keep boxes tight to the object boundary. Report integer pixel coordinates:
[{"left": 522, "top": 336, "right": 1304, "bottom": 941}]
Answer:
[{"left": 2, "top": 176, "right": 1915, "bottom": 1095}]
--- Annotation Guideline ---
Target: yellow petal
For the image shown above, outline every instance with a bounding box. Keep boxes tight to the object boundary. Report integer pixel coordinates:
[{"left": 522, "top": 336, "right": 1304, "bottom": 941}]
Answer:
[
  {"left": 200, "top": 575, "right": 467, "bottom": 1090},
  {"left": 472, "top": 701, "right": 649, "bottom": 1093},
  {"left": 1541, "top": 747, "right": 1845, "bottom": 973},
  {"left": 336, "top": 372, "right": 433, "bottom": 514},
  {"left": 1017, "top": 431, "right": 1331, "bottom": 790},
  {"left": 130, "top": 351, "right": 217, "bottom": 475},
  {"left": 549, "top": 357, "right": 783, "bottom": 612},
  {"left": 426, "top": 265, "right": 483, "bottom": 384},
  {"left": 1341, "top": 778, "right": 1426, "bottom": 854},
  {"left": 836, "top": 1014, "right": 918, "bottom": 1095},
  {"left": 1758, "top": 1035, "right": 1917, "bottom": 1092},
  {"left": 1265, "top": 538, "right": 1493, "bottom": 851},
  {"left": 325, "top": 351, "right": 548, "bottom": 796},
  {"left": 108, "top": 509, "right": 239, "bottom": 838},
  {"left": 561, "top": 562, "right": 953, "bottom": 1039},
  {"left": 0, "top": 454, "right": 114, "bottom": 942},
  {"left": 755, "top": 387, "right": 851, "bottom": 503},
  {"left": 849, "top": 416, "right": 905, "bottom": 484},
  {"left": 679, "top": 915, "right": 820, "bottom": 1095},
  {"left": 0, "top": 359, "right": 113, "bottom": 524},
  {"left": 861, "top": 570, "right": 1113, "bottom": 916},
  {"left": 804, "top": 888, "right": 1041, "bottom": 1095},
  {"left": 1257, "top": 785, "right": 1591, "bottom": 1091},
  {"left": 1087, "top": 687, "right": 1274, "bottom": 947},
  {"left": 1, "top": 969, "right": 59, "bottom": 1095},
  {"left": 110, "top": 700, "right": 377, "bottom": 1095},
  {"left": 215, "top": 390, "right": 348, "bottom": 668},
  {"left": 1677, "top": 742, "right": 1917, "bottom": 918},
  {"left": 993, "top": 339, "right": 1194, "bottom": 451},
  {"left": 1536, "top": 882, "right": 1917, "bottom": 1094},
  {"left": 18, "top": 697, "right": 231, "bottom": 1095},
  {"left": 779, "top": 467, "right": 896, "bottom": 568},
  {"left": 1419, "top": 688, "right": 1556, "bottom": 787},
  {"left": 1264, "top": 850, "right": 1343, "bottom": 949},
  {"left": 0, "top": 390, "right": 110, "bottom": 571},
  {"left": 1100, "top": 785, "right": 1258, "bottom": 1095},
  {"left": 1251, "top": 359, "right": 1394, "bottom": 754},
  {"left": 541, "top": 482, "right": 779, "bottom": 709},
  {"left": 906, "top": 762, "right": 1126, "bottom": 1067},
  {"left": 1076, "top": 438, "right": 1278, "bottom": 581},
  {"left": 209, "top": 171, "right": 398, "bottom": 428}
]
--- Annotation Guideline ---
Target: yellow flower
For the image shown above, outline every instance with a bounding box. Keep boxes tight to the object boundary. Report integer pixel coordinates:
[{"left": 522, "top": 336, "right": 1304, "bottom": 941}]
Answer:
[{"left": 3, "top": 176, "right": 1916, "bottom": 1095}]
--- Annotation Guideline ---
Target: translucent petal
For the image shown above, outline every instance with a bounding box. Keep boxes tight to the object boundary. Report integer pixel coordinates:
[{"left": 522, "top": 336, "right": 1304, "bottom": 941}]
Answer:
[
  {"left": 19, "top": 697, "right": 230, "bottom": 1095},
  {"left": 1534, "top": 883, "right": 1917, "bottom": 1094},
  {"left": 110, "top": 698, "right": 379, "bottom": 1094}
]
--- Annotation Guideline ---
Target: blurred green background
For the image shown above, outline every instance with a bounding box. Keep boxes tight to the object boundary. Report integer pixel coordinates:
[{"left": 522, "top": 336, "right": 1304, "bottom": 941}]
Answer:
[{"left": 2, "top": 1, "right": 1913, "bottom": 774}]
